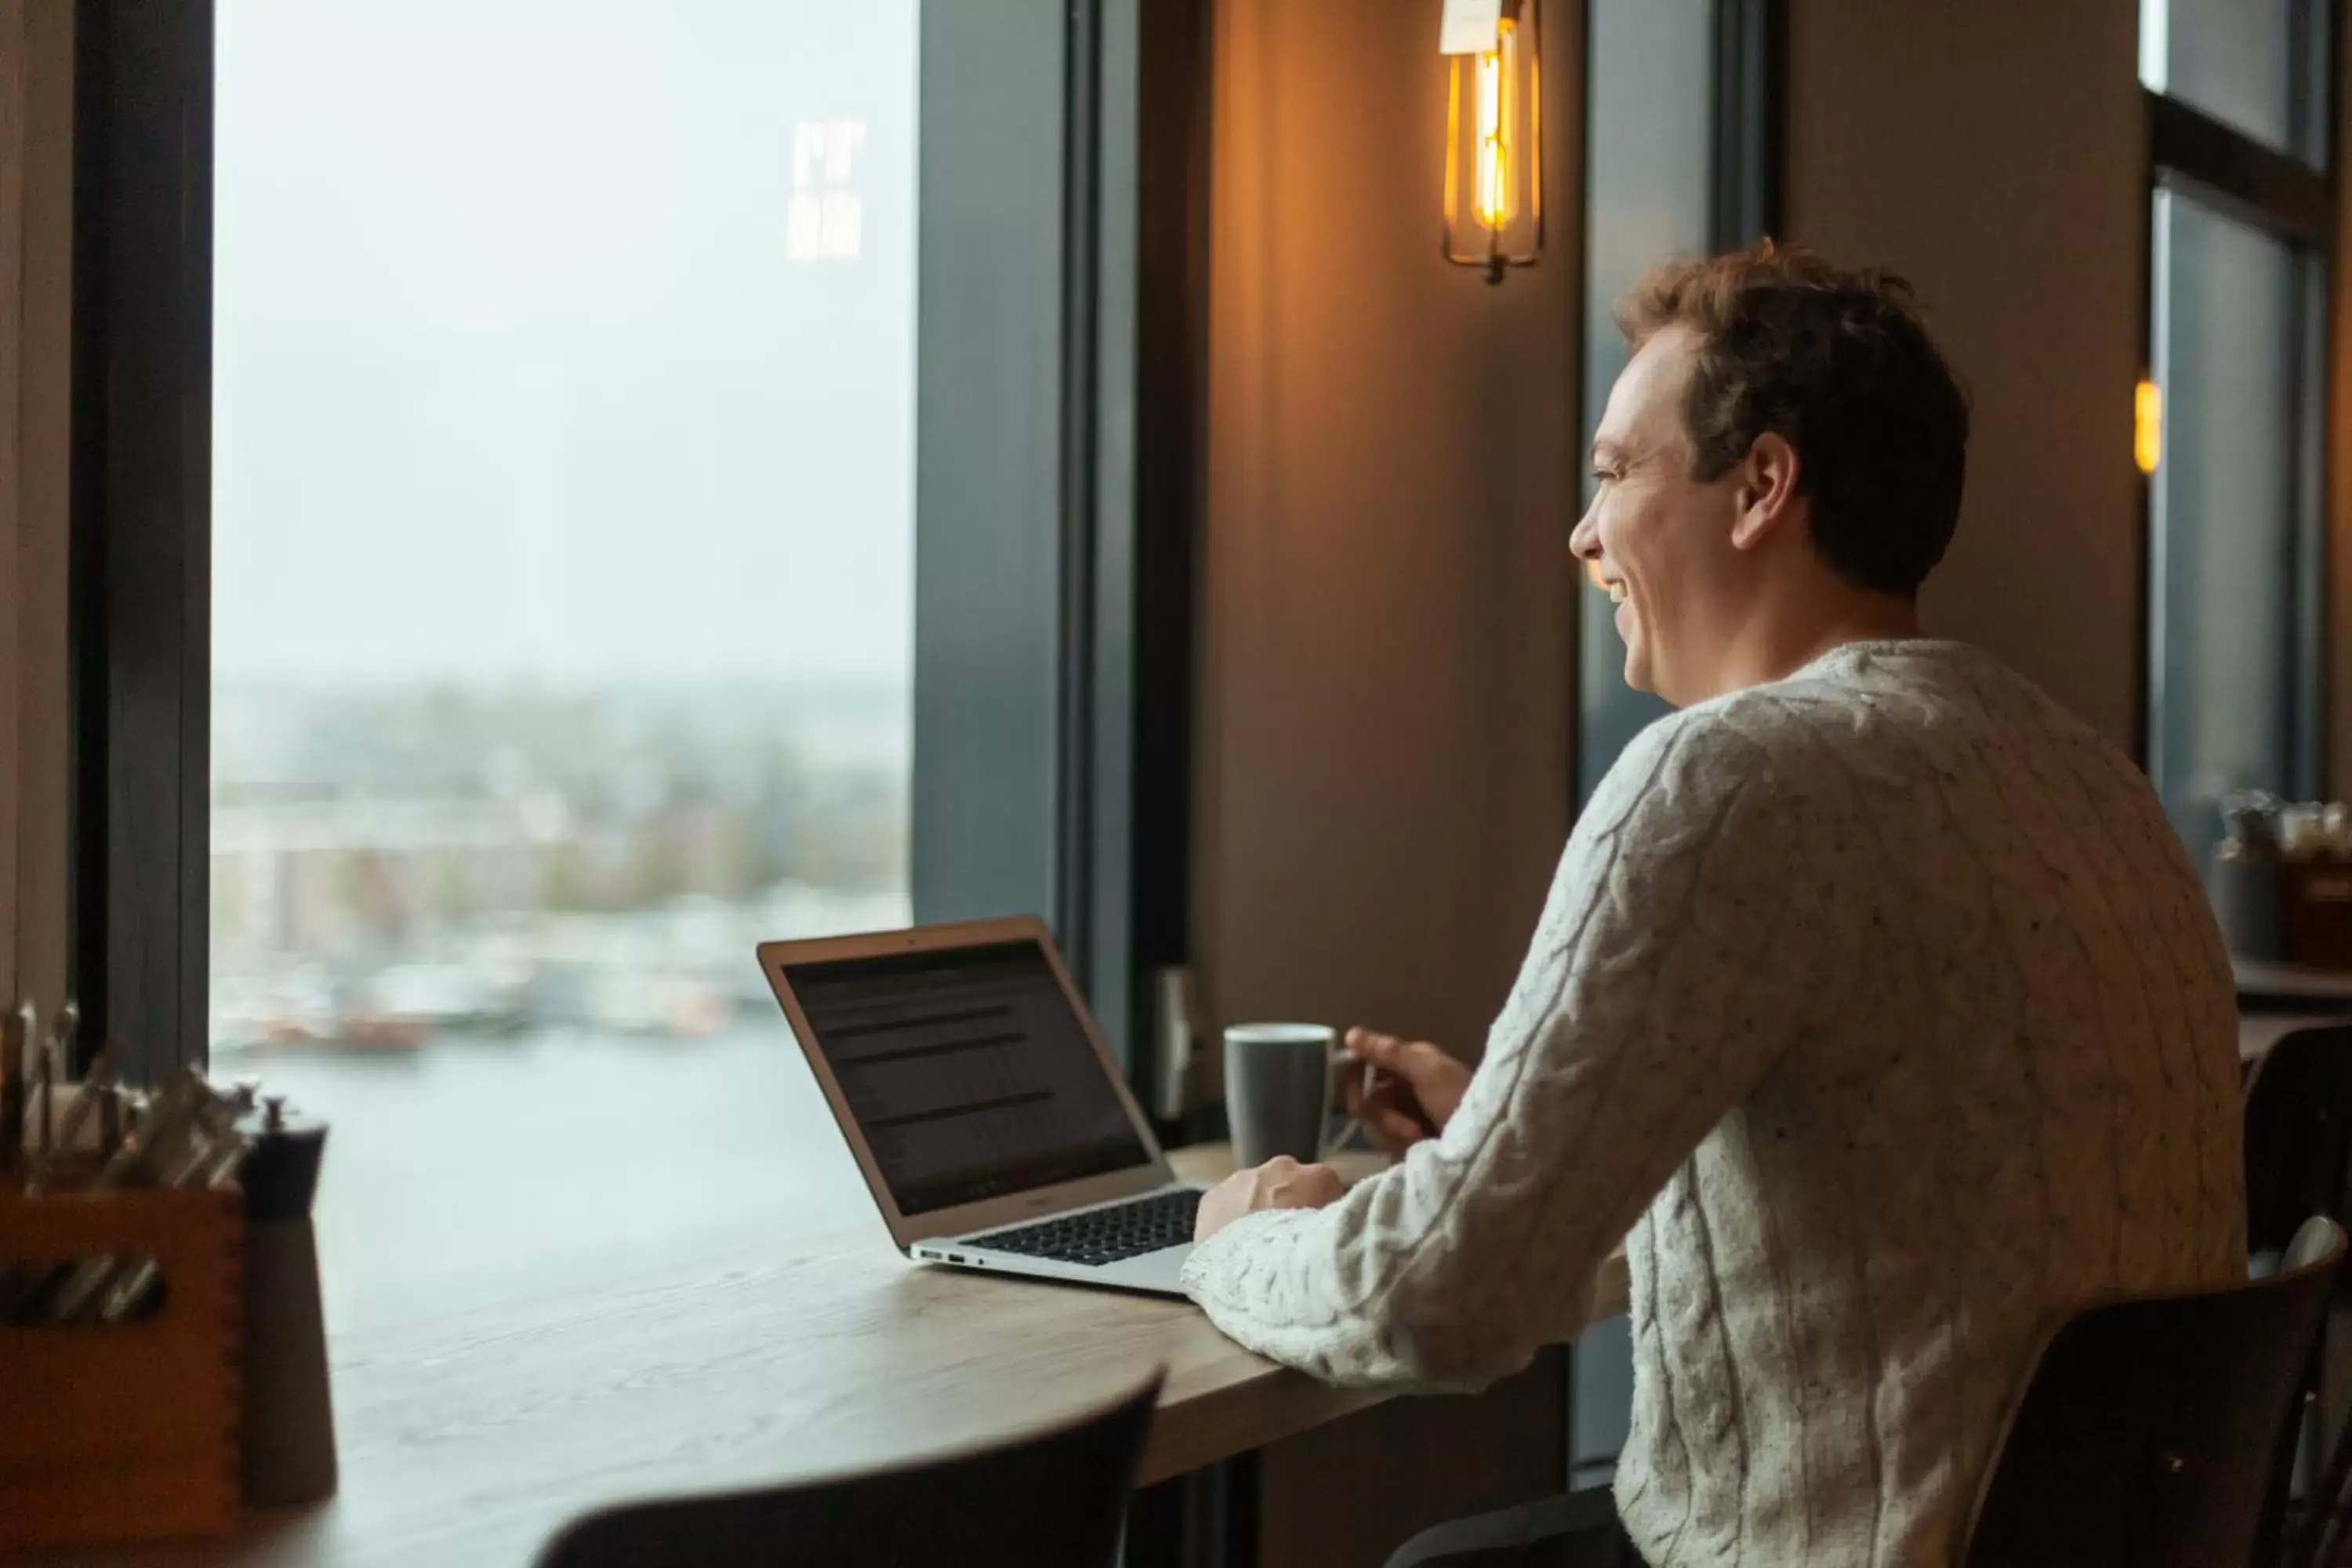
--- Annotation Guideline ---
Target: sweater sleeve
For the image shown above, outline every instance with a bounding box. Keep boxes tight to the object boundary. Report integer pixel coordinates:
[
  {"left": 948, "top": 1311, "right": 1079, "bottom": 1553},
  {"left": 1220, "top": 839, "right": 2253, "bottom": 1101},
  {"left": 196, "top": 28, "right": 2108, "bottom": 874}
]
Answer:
[{"left": 1180, "top": 709, "right": 1833, "bottom": 1389}]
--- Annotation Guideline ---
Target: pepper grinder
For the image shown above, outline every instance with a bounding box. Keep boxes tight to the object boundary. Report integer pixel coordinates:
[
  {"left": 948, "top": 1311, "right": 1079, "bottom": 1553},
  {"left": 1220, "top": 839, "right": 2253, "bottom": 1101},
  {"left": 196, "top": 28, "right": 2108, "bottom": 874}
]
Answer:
[
  {"left": 2211, "top": 794, "right": 2285, "bottom": 962},
  {"left": 240, "top": 1096, "right": 336, "bottom": 1505}
]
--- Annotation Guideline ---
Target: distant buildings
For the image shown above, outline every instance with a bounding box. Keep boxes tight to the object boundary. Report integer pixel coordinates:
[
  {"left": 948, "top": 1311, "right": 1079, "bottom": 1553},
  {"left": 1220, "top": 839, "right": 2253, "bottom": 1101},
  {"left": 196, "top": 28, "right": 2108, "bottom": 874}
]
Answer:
[{"left": 210, "top": 680, "right": 909, "bottom": 1053}]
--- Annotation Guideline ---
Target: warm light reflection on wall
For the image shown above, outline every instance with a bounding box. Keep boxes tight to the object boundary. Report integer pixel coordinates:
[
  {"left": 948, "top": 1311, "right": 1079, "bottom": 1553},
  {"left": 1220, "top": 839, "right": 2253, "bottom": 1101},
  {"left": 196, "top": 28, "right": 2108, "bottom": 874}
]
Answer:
[
  {"left": 2135, "top": 378, "right": 2162, "bottom": 475},
  {"left": 789, "top": 119, "right": 867, "bottom": 263}
]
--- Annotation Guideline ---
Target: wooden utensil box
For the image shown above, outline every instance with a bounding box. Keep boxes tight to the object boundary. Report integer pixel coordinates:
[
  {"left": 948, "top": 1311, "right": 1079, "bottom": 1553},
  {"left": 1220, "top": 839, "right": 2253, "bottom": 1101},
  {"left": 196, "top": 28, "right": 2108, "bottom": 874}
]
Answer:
[{"left": 0, "top": 1184, "right": 243, "bottom": 1552}]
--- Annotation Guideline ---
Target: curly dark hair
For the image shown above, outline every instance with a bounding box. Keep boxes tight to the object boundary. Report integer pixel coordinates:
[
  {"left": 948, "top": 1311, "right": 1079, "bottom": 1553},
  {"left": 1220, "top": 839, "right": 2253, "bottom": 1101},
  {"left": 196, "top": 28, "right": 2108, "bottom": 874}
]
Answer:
[{"left": 1616, "top": 241, "right": 1970, "bottom": 598}]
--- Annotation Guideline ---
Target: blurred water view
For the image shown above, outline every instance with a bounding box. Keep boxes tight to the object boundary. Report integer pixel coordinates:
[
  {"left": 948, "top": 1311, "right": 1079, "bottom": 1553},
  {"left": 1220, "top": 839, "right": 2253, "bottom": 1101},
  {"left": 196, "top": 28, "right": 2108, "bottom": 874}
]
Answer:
[{"left": 212, "top": 0, "right": 920, "bottom": 1332}]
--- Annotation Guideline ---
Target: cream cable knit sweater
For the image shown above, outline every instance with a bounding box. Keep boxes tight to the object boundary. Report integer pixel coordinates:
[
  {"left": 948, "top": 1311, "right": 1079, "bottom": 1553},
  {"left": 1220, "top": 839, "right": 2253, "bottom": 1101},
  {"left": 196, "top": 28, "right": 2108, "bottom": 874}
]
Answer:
[{"left": 1181, "top": 639, "right": 2245, "bottom": 1567}]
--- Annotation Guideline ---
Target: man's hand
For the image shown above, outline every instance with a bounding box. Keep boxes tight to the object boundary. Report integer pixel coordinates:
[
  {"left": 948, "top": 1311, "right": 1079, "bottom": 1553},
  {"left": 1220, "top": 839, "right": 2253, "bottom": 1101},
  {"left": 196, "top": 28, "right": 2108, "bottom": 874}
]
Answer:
[
  {"left": 1344, "top": 1028, "right": 1473, "bottom": 1156},
  {"left": 1194, "top": 1156, "right": 1346, "bottom": 1244}
]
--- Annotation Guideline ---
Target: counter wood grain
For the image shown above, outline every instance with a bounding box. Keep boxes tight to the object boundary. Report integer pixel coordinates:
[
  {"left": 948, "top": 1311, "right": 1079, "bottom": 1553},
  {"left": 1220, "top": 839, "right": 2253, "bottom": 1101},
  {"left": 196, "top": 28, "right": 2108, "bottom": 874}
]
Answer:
[{"left": 27, "top": 1145, "right": 1627, "bottom": 1568}]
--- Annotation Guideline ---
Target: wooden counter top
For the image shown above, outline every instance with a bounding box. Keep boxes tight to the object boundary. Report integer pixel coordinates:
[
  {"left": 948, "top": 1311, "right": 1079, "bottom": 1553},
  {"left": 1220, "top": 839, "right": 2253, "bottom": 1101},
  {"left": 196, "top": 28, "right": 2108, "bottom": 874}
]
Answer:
[{"left": 30, "top": 1145, "right": 1627, "bottom": 1567}]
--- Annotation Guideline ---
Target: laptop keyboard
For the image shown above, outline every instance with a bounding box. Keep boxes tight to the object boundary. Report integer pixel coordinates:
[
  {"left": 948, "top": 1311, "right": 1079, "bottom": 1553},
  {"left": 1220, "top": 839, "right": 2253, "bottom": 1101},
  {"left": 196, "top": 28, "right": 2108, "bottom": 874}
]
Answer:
[{"left": 967, "top": 1189, "right": 1203, "bottom": 1268}]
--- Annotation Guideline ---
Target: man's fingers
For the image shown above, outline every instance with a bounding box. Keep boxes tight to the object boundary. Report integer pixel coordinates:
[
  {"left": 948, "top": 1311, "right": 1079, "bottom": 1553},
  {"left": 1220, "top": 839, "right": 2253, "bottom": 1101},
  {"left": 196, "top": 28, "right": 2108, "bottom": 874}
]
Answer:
[
  {"left": 1348, "top": 1028, "right": 1450, "bottom": 1085},
  {"left": 1367, "top": 1105, "right": 1428, "bottom": 1151},
  {"left": 1202, "top": 1156, "right": 1348, "bottom": 1240}
]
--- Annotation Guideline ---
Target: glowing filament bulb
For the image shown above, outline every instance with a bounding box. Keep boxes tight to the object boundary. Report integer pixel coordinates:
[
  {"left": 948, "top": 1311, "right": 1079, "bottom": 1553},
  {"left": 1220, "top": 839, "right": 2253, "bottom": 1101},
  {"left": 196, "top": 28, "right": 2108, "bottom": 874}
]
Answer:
[{"left": 1474, "top": 20, "right": 1516, "bottom": 230}]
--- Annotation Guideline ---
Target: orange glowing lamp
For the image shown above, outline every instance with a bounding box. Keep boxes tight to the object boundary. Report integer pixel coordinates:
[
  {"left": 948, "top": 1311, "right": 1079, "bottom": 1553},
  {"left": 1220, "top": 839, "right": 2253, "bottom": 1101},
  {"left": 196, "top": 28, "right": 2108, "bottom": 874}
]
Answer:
[
  {"left": 2134, "top": 378, "right": 2162, "bottom": 476},
  {"left": 1441, "top": 0, "right": 1544, "bottom": 283}
]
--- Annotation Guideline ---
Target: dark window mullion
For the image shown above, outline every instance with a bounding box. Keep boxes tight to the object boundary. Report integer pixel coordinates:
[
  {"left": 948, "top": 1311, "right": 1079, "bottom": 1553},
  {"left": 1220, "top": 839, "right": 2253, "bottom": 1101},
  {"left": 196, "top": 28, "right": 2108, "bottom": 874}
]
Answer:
[
  {"left": 1055, "top": 0, "right": 1102, "bottom": 981},
  {"left": 1707, "top": 0, "right": 1784, "bottom": 251},
  {"left": 2151, "top": 89, "right": 2333, "bottom": 247},
  {"left": 2292, "top": 249, "right": 2330, "bottom": 798},
  {"left": 71, "top": 0, "right": 215, "bottom": 1080},
  {"left": 1109, "top": 0, "right": 1209, "bottom": 1109}
]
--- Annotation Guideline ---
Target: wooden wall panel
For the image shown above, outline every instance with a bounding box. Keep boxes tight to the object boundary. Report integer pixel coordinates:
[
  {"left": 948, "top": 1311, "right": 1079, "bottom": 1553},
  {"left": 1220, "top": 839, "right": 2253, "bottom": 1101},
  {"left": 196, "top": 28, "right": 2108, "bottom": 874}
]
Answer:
[{"left": 1196, "top": 0, "right": 1581, "bottom": 1065}]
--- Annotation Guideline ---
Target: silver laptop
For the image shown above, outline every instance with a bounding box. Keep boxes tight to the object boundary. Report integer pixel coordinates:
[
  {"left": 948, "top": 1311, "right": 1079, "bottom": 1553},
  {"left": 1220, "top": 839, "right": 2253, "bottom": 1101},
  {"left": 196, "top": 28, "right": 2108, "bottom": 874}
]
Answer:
[{"left": 757, "top": 916, "right": 1207, "bottom": 1296}]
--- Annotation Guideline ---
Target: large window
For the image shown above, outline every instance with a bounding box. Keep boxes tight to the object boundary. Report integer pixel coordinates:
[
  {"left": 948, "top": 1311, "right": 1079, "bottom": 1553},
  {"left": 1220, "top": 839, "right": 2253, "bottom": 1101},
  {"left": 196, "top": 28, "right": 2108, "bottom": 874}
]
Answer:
[
  {"left": 2140, "top": 0, "right": 2332, "bottom": 871},
  {"left": 207, "top": 0, "right": 914, "bottom": 1328},
  {"left": 74, "top": 0, "right": 1187, "bottom": 1335}
]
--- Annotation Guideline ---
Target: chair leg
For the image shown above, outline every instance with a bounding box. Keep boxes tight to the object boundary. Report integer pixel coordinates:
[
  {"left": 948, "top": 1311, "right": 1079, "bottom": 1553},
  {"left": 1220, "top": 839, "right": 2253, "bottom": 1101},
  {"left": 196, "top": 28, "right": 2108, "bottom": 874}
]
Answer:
[
  {"left": 2298, "top": 1413, "right": 2352, "bottom": 1568},
  {"left": 2293, "top": 1309, "right": 2352, "bottom": 1568},
  {"left": 2265, "top": 1348, "right": 2320, "bottom": 1568},
  {"left": 2320, "top": 1296, "right": 2352, "bottom": 1567}
]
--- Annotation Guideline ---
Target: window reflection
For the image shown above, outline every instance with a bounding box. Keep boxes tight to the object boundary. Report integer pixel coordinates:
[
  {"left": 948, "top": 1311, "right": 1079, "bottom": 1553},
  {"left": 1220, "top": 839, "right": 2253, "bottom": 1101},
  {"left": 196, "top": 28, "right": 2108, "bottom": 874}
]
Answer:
[{"left": 2147, "top": 186, "right": 2309, "bottom": 870}]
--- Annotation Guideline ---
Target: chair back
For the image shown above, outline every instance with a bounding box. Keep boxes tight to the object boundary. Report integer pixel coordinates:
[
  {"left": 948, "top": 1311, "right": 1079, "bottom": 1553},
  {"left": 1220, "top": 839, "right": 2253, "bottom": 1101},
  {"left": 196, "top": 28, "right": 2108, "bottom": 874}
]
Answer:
[
  {"left": 535, "top": 1369, "right": 1163, "bottom": 1568},
  {"left": 2246, "top": 1025, "right": 2352, "bottom": 1258},
  {"left": 1960, "top": 1218, "right": 2347, "bottom": 1568}
]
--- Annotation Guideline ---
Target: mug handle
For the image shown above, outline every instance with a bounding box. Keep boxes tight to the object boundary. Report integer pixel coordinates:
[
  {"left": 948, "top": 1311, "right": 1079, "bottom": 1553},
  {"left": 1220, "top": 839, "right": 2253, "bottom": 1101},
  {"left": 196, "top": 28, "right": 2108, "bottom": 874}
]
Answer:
[{"left": 1325, "top": 1051, "right": 1378, "bottom": 1156}]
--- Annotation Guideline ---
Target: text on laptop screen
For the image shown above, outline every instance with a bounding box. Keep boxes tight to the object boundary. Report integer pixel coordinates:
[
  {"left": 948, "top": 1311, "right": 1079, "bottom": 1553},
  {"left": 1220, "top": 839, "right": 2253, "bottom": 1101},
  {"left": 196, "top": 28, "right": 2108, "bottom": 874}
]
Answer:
[{"left": 784, "top": 939, "right": 1151, "bottom": 1214}]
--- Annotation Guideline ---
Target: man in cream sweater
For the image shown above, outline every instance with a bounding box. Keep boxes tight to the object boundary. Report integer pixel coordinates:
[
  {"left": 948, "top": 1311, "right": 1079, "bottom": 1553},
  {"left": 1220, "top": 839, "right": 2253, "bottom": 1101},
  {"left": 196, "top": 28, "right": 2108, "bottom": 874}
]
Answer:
[{"left": 1183, "top": 245, "right": 2245, "bottom": 1566}]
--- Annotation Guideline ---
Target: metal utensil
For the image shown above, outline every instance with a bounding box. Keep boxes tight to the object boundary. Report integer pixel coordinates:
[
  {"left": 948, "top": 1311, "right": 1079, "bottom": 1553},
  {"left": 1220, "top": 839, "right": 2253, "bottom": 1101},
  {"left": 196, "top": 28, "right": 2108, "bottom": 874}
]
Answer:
[
  {"left": 0, "top": 1001, "right": 24, "bottom": 1178},
  {"left": 46, "top": 1035, "right": 122, "bottom": 1161}
]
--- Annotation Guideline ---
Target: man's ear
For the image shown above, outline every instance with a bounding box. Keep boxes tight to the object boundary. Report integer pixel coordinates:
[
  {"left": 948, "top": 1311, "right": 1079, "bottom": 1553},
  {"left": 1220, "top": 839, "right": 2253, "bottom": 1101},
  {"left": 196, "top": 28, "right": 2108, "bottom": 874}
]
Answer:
[{"left": 1729, "top": 432, "right": 1802, "bottom": 553}]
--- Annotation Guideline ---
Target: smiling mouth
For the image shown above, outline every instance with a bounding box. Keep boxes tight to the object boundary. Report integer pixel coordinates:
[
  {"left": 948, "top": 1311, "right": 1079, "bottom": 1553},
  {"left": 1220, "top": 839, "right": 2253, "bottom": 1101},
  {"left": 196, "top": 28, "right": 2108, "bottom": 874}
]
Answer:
[{"left": 1584, "top": 557, "right": 1632, "bottom": 607}]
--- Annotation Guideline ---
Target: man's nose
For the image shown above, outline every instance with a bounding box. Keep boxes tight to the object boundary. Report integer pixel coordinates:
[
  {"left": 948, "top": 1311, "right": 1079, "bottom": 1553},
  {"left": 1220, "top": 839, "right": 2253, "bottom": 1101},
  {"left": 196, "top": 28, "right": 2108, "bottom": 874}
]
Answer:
[{"left": 1568, "top": 507, "right": 1601, "bottom": 561}]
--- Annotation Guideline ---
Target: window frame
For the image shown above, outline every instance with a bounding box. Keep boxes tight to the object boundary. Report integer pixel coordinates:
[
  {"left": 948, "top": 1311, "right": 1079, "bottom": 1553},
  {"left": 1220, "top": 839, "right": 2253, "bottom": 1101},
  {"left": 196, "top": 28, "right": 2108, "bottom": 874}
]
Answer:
[
  {"left": 69, "top": 0, "right": 213, "bottom": 1080},
  {"left": 2139, "top": 11, "right": 2338, "bottom": 815},
  {"left": 68, "top": 0, "right": 1199, "bottom": 1093}
]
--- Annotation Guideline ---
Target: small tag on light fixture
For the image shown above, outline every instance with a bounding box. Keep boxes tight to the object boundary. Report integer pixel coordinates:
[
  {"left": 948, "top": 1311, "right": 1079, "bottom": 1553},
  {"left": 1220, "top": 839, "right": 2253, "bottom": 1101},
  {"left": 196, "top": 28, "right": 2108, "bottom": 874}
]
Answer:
[{"left": 1439, "top": 0, "right": 1502, "bottom": 54}]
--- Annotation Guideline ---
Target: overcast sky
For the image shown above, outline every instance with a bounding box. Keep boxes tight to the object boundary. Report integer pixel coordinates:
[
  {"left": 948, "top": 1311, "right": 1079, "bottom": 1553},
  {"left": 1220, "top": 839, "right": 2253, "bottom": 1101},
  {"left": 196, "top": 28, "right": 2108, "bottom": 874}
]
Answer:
[{"left": 212, "top": 0, "right": 916, "bottom": 688}]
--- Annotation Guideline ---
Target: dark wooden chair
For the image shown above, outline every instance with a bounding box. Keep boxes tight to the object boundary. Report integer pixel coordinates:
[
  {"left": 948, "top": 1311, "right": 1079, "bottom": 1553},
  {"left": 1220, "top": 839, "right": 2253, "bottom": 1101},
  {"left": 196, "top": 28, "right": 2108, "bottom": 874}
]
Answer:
[
  {"left": 2245, "top": 1025, "right": 2352, "bottom": 1261},
  {"left": 534, "top": 1370, "right": 1163, "bottom": 1568},
  {"left": 1958, "top": 1217, "right": 2346, "bottom": 1568},
  {"left": 2247, "top": 1026, "right": 2352, "bottom": 1566}
]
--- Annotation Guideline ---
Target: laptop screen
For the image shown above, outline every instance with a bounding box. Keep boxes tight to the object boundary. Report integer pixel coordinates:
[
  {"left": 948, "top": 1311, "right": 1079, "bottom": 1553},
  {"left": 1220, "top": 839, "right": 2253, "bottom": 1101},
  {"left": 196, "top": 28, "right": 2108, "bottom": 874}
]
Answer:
[{"left": 782, "top": 938, "right": 1152, "bottom": 1216}]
